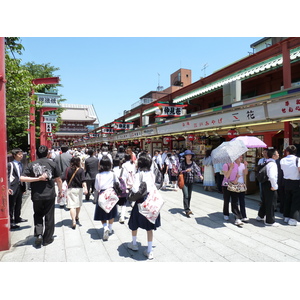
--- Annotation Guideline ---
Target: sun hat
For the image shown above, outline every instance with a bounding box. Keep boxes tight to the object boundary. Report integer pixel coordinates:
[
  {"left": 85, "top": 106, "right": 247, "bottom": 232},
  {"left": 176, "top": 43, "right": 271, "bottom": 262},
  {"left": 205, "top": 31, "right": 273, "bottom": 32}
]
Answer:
[{"left": 183, "top": 150, "right": 195, "bottom": 157}]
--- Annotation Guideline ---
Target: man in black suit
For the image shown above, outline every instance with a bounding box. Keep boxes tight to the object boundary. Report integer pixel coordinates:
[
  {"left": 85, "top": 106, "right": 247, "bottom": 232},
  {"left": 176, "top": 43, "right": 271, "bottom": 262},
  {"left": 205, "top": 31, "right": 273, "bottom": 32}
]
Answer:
[
  {"left": 84, "top": 148, "right": 99, "bottom": 201},
  {"left": 7, "top": 148, "right": 27, "bottom": 229}
]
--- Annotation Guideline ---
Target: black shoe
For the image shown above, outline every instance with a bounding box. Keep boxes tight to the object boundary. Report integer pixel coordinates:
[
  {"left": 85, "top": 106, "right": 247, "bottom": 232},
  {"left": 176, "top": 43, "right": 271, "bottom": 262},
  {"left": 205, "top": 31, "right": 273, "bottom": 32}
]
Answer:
[
  {"left": 10, "top": 223, "right": 20, "bottom": 229},
  {"left": 15, "top": 218, "right": 28, "bottom": 223},
  {"left": 43, "top": 238, "right": 54, "bottom": 246},
  {"left": 35, "top": 235, "right": 43, "bottom": 247}
]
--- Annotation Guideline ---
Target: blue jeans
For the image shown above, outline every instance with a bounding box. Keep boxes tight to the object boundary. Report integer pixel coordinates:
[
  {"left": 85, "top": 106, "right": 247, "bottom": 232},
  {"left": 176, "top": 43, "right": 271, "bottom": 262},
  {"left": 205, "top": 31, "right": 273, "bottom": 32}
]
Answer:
[{"left": 182, "top": 183, "right": 193, "bottom": 212}]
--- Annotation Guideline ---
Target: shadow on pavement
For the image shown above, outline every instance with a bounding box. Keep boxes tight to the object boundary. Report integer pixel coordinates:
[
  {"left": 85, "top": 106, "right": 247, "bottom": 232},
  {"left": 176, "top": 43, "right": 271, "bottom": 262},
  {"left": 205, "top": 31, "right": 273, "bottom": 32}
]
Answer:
[
  {"left": 195, "top": 212, "right": 227, "bottom": 229},
  {"left": 87, "top": 228, "right": 102, "bottom": 240},
  {"left": 168, "top": 207, "right": 185, "bottom": 216},
  {"left": 117, "top": 242, "right": 149, "bottom": 261}
]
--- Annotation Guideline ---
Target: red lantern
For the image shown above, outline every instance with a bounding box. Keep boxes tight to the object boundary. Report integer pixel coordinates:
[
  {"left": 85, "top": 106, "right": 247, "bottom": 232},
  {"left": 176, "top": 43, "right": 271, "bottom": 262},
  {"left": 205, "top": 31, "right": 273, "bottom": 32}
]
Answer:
[
  {"left": 123, "top": 141, "right": 128, "bottom": 145},
  {"left": 228, "top": 129, "right": 238, "bottom": 139},
  {"left": 163, "top": 136, "right": 171, "bottom": 145},
  {"left": 187, "top": 134, "right": 195, "bottom": 142},
  {"left": 133, "top": 140, "right": 139, "bottom": 145},
  {"left": 146, "top": 138, "right": 152, "bottom": 144}
]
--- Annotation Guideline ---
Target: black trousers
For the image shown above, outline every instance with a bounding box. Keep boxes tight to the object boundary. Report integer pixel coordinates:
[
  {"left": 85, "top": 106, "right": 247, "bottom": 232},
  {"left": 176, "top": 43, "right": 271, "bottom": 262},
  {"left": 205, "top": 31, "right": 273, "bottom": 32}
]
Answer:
[
  {"left": 182, "top": 183, "right": 193, "bottom": 212},
  {"left": 85, "top": 179, "right": 95, "bottom": 200},
  {"left": 222, "top": 186, "right": 242, "bottom": 219},
  {"left": 258, "top": 181, "right": 277, "bottom": 224},
  {"left": 283, "top": 179, "right": 300, "bottom": 219},
  {"left": 215, "top": 172, "right": 224, "bottom": 193},
  {"left": 32, "top": 199, "right": 55, "bottom": 243},
  {"left": 9, "top": 185, "right": 23, "bottom": 222}
]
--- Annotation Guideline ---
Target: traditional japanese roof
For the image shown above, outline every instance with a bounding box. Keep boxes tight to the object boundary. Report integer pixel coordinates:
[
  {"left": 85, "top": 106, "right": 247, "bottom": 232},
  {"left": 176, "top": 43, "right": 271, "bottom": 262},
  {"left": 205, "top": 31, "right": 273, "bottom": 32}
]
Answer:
[{"left": 60, "top": 103, "right": 99, "bottom": 125}]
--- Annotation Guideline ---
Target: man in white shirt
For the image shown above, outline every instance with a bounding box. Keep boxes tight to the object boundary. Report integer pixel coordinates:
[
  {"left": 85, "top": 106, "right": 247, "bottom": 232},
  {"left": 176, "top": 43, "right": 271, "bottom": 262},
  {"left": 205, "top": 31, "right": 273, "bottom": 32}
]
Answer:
[
  {"left": 280, "top": 145, "right": 300, "bottom": 226},
  {"left": 256, "top": 148, "right": 279, "bottom": 226},
  {"left": 152, "top": 150, "right": 163, "bottom": 172}
]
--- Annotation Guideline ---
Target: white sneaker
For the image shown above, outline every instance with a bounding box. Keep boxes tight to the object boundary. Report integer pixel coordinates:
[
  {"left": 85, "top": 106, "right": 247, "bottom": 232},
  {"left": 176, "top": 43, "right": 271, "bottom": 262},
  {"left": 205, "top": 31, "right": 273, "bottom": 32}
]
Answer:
[
  {"left": 283, "top": 217, "right": 290, "bottom": 223},
  {"left": 143, "top": 249, "right": 154, "bottom": 260},
  {"left": 241, "top": 218, "right": 249, "bottom": 222},
  {"left": 127, "top": 242, "right": 139, "bottom": 251},
  {"left": 265, "top": 222, "right": 279, "bottom": 227},
  {"left": 235, "top": 219, "right": 244, "bottom": 226},
  {"left": 119, "top": 216, "right": 125, "bottom": 224},
  {"left": 288, "top": 219, "right": 298, "bottom": 226},
  {"left": 256, "top": 216, "right": 264, "bottom": 221},
  {"left": 224, "top": 215, "right": 229, "bottom": 221},
  {"left": 103, "top": 227, "right": 109, "bottom": 241}
]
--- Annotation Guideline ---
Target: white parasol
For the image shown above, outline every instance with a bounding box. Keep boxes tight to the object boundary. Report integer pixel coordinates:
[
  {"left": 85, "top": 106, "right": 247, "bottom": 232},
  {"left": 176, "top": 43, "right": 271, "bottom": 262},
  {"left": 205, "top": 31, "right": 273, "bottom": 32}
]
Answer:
[{"left": 211, "top": 139, "right": 249, "bottom": 164}]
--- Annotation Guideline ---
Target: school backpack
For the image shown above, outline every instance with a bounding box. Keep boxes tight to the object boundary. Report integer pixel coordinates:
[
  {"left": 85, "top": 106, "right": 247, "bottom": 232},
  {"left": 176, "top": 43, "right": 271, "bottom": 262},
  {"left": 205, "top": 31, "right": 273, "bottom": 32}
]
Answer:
[
  {"left": 153, "top": 160, "right": 164, "bottom": 190},
  {"left": 171, "top": 163, "right": 179, "bottom": 176},
  {"left": 118, "top": 168, "right": 128, "bottom": 198},
  {"left": 256, "top": 161, "right": 270, "bottom": 183}
]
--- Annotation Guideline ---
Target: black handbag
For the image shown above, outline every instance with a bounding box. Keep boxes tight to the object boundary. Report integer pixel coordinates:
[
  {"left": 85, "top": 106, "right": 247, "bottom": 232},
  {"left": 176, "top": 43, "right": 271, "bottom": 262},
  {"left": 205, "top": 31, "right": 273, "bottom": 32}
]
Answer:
[
  {"left": 127, "top": 173, "right": 147, "bottom": 202},
  {"left": 127, "top": 181, "right": 147, "bottom": 202}
]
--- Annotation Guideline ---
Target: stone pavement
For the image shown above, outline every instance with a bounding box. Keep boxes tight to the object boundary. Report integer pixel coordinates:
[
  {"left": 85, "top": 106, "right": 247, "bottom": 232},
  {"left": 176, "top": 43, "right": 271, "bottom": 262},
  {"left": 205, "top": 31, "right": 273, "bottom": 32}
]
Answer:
[{"left": 1, "top": 184, "right": 300, "bottom": 262}]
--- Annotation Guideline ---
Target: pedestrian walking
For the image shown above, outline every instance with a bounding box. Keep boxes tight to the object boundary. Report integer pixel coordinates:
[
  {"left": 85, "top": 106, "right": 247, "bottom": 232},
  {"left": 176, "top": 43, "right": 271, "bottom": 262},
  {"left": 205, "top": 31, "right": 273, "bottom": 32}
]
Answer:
[
  {"left": 178, "top": 150, "right": 203, "bottom": 218},
  {"left": 236, "top": 155, "right": 249, "bottom": 222},
  {"left": 202, "top": 150, "right": 215, "bottom": 191},
  {"left": 113, "top": 157, "right": 128, "bottom": 224},
  {"left": 213, "top": 162, "right": 224, "bottom": 193},
  {"left": 65, "top": 156, "right": 88, "bottom": 229},
  {"left": 165, "top": 151, "right": 179, "bottom": 190},
  {"left": 84, "top": 148, "right": 99, "bottom": 201},
  {"left": 94, "top": 155, "right": 119, "bottom": 241},
  {"left": 280, "top": 145, "right": 300, "bottom": 226},
  {"left": 127, "top": 155, "right": 160, "bottom": 259},
  {"left": 7, "top": 148, "right": 27, "bottom": 229},
  {"left": 54, "top": 145, "right": 72, "bottom": 207},
  {"left": 20, "top": 145, "right": 63, "bottom": 247},
  {"left": 256, "top": 148, "right": 279, "bottom": 226},
  {"left": 222, "top": 160, "right": 245, "bottom": 226}
]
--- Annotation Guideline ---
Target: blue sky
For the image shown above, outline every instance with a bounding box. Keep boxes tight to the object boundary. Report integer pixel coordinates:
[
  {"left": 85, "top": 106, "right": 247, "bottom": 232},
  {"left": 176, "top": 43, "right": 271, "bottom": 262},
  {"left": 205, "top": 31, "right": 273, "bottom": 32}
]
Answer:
[{"left": 15, "top": 37, "right": 261, "bottom": 126}]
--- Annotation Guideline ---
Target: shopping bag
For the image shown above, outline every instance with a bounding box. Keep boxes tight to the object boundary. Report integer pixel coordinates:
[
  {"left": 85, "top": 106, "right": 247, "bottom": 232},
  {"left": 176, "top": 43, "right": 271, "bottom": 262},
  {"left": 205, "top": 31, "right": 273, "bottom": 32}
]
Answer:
[
  {"left": 138, "top": 188, "right": 165, "bottom": 224},
  {"left": 177, "top": 173, "right": 185, "bottom": 189},
  {"left": 97, "top": 187, "right": 119, "bottom": 213},
  {"left": 57, "top": 180, "right": 68, "bottom": 204},
  {"left": 163, "top": 173, "right": 169, "bottom": 185}
]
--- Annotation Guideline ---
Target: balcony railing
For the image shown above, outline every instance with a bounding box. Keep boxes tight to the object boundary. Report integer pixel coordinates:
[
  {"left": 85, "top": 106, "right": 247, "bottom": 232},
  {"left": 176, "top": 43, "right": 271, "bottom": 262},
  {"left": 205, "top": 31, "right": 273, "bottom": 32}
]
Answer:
[{"left": 131, "top": 98, "right": 154, "bottom": 110}]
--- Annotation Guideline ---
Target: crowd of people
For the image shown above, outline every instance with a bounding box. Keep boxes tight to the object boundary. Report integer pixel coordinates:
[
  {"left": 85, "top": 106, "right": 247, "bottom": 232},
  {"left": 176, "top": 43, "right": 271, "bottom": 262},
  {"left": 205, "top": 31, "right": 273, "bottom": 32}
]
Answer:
[{"left": 7, "top": 143, "right": 300, "bottom": 259}]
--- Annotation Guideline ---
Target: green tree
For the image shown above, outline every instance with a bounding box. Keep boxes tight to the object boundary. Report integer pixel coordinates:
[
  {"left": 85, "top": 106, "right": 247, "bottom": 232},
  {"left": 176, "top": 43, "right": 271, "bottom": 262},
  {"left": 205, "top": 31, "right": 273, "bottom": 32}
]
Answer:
[
  {"left": 5, "top": 38, "right": 34, "bottom": 151},
  {"left": 5, "top": 38, "right": 65, "bottom": 151}
]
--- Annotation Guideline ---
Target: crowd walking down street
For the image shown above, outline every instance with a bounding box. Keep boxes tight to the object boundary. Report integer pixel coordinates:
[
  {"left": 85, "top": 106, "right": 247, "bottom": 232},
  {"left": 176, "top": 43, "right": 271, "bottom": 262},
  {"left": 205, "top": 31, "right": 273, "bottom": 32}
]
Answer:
[{"left": 1, "top": 173, "right": 300, "bottom": 262}]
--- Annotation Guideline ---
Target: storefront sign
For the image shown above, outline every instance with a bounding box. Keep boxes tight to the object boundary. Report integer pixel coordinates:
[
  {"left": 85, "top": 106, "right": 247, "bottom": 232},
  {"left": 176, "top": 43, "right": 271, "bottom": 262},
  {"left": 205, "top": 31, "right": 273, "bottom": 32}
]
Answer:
[
  {"left": 267, "top": 97, "right": 300, "bottom": 119},
  {"left": 157, "top": 105, "right": 265, "bottom": 134}
]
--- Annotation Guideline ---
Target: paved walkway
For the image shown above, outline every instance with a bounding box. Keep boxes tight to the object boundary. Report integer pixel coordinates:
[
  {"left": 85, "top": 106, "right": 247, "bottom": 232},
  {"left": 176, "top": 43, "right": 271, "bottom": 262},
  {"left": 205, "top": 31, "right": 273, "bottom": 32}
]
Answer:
[{"left": 1, "top": 184, "right": 300, "bottom": 262}]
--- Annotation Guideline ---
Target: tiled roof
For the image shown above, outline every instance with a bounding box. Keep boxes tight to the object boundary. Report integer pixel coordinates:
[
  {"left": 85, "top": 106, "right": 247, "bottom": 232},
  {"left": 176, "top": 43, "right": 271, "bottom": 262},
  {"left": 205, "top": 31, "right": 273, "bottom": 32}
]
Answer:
[{"left": 60, "top": 103, "right": 99, "bottom": 124}]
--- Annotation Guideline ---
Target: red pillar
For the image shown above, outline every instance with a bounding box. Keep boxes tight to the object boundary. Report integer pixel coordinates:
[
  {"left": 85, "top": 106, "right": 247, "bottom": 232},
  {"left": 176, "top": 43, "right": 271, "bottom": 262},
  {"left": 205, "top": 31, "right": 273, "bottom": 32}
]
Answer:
[
  {"left": 0, "top": 37, "right": 10, "bottom": 251},
  {"left": 282, "top": 41, "right": 292, "bottom": 148},
  {"left": 29, "top": 94, "right": 36, "bottom": 162}
]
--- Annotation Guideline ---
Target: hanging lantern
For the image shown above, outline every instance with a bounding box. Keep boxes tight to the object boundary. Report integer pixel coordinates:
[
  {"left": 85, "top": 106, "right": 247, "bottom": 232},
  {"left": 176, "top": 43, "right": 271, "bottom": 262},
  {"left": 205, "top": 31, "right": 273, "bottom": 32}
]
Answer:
[
  {"left": 228, "top": 129, "right": 238, "bottom": 139},
  {"left": 133, "top": 140, "right": 139, "bottom": 145},
  {"left": 146, "top": 138, "right": 152, "bottom": 144},
  {"left": 187, "top": 134, "right": 196, "bottom": 142},
  {"left": 163, "top": 136, "right": 171, "bottom": 145},
  {"left": 123, "top": 141, "right": 128, "bottom": 145}
]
